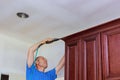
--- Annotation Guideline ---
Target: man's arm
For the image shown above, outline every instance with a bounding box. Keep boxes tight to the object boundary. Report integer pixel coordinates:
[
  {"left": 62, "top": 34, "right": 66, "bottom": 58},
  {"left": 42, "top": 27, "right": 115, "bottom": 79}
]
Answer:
[
  {"left": 56, "top": 55, "right": 65, "bottom": 74},
  {"left": 27, "top": 38, "right": 53, "bottom": 67}
]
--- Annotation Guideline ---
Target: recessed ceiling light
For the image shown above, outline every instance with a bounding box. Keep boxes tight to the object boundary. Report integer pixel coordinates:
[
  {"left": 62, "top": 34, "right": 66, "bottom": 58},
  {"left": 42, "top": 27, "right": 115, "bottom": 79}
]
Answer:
[{"left": 16, "top": 12, "right": 29, "bottom": 18}]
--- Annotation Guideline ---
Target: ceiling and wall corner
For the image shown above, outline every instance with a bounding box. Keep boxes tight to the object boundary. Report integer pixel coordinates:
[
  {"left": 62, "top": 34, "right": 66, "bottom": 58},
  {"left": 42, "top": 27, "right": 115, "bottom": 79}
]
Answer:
[{"left": 0, "top": 0, "right": 120, "bottom": 43}]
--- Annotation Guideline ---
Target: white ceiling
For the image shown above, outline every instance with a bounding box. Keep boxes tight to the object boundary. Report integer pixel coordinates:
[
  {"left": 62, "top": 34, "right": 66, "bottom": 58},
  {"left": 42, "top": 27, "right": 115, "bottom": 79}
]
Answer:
[{"left": 0, "top": 0, "right": 120, "bottom": 43}]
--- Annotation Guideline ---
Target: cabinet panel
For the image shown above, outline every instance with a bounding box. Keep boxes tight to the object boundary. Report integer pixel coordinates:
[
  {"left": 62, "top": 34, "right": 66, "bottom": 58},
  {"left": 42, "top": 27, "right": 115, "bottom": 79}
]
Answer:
[
  {"left": 101, "top": 26, "right": 120, "bottom": 80},
  {"left": 1, "top": 74, "right": 9, "bottom": 80},
  {"left": 65, "top": 41, "right": 78, "bottom": 80},
  {"left": 81, "top": 33, "right": 101, "bottom": 80}
]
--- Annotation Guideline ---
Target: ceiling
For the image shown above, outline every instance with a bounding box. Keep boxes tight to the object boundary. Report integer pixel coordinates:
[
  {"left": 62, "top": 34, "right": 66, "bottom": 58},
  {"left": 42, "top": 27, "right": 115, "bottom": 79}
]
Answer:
[{"left": 0, "top": 0, "right": 120, "bottom": 43}]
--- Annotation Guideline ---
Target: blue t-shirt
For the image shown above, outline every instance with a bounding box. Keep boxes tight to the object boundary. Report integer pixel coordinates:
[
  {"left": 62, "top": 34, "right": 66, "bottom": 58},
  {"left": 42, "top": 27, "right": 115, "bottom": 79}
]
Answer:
[{"left": 26, "top": 63, "right": 57, "bottom": 80}]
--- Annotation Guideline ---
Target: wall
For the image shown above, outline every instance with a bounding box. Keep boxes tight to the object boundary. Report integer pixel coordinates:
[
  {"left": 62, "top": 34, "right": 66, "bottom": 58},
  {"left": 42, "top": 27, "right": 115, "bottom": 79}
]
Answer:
[
  {"left": 0, "top": 34, "right": 30, "bottom": 80},
  {"left": 56, "top": 77, "right": 64, "bottom": 80},
  {"left": 9, "top": 73, "right": 25, "bottom": 80}
]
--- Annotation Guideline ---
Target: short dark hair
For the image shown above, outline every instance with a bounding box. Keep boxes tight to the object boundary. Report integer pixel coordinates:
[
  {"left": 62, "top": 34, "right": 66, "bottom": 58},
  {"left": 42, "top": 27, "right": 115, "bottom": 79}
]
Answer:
[{"left": 35, "top": 56, "right": 40, "bottom": 61}]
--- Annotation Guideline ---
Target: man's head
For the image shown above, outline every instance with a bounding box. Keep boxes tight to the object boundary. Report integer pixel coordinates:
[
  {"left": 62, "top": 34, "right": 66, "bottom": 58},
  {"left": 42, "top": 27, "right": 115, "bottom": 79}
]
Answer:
[{"left": 35, "top": 56, "right": 48, "bottom": 69}]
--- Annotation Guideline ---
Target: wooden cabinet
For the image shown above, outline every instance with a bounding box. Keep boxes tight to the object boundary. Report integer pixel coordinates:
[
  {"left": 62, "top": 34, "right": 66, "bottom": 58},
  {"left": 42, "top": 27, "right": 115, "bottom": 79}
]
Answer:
[
  {"left": 1, "top": 74, "right": 9, "bottom": 80},
  {"left": 101, "top": 26, "right": 120, "bottom": 80},
  {"left": 65, "top": 40, "right": 79, "bottom": 80},
  {"left": 81, "top": 33, "right": 101, "bottom": 80},
  {"left": 63, "top": 18, "right": 120, "bottom": 80}
]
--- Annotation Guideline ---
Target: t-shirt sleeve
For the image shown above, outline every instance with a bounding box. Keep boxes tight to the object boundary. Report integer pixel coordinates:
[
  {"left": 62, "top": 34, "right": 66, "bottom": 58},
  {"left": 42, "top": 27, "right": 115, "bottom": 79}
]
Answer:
[
  {"left": 46, "top": 68, "right": 57, "bottom": 79},
  {"left": 26, "top": 63, "right": 35, "bottom": 80}
]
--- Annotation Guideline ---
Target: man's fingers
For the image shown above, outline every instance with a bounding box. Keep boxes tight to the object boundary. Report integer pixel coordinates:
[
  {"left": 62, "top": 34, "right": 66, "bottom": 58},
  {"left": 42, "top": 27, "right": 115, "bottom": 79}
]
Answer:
[
  {"left": 46, "top": 38, "right": 53, "bottom": 41},
  {"left": 41, "top": 38, "right": 53, "bottom": 44}
]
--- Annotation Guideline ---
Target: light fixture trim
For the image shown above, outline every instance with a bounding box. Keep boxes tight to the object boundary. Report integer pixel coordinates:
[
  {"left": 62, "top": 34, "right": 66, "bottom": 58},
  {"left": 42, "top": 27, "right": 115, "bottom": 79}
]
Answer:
[{"left": 16, "top": 12, "right": 29, "bottom": 18}]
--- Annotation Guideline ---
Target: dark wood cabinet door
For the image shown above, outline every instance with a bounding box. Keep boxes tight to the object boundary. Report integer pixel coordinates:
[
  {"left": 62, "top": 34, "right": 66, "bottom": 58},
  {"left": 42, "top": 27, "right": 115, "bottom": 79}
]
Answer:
[
  {"left": 65, "top": 40, "right": 79, "bottom": 80},
  {"left": 81, "top": 33, "right": 101, "bottom": 80},
  {"left": 1, "top": 74, "right": 9, "bottom": 80},
  {"left": 101, "top": 26, "right": 120, "bottom": 80}
]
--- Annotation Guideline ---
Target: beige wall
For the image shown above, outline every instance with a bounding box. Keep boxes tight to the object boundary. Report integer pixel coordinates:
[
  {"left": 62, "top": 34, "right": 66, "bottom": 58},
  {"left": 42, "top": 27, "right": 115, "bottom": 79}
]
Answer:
[
  {"left": 56, "top": 77, "right": 64, "bottom": 80},
  {"left": 0, "top": 34, "right": 29, "bottom": 80}
]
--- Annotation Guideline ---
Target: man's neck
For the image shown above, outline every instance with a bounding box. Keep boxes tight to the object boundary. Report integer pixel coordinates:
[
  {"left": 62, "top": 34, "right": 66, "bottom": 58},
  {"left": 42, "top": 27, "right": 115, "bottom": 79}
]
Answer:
[{"left": 36, "top": 66, "right": 45, "bottom": 72}]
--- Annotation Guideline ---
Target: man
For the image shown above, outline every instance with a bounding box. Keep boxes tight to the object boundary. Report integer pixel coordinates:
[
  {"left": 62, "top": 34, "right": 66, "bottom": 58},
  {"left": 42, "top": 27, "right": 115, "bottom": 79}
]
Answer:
[{"left": 26, "top": 38, "right": 65, "bottom": 80}]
